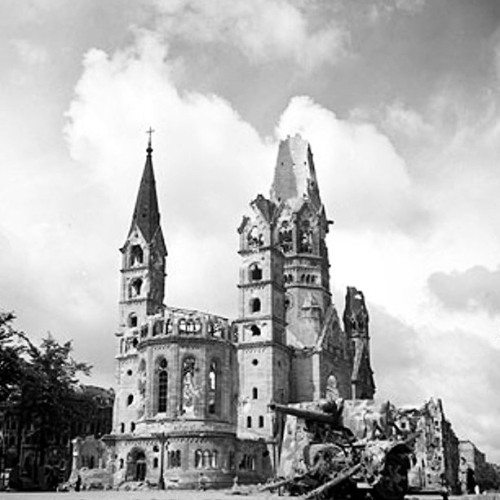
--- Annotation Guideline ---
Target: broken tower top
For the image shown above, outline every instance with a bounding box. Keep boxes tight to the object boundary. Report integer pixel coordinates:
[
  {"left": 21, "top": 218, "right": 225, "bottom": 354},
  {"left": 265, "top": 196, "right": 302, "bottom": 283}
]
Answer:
[{"left": 270, "top": 134, "right": 322, "bottom": 207}]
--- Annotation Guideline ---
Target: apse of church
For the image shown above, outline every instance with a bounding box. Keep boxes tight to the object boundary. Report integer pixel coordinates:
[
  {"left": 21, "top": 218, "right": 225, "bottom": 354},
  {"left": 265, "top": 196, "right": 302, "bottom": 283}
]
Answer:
[{"left": 102, "top": 133, "right": 375, "bottom": 489}]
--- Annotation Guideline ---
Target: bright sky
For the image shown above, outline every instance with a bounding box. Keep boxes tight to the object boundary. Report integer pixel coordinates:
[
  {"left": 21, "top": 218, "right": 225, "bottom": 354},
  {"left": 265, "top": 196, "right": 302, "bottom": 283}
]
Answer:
[{"left": 2, "top": 0, "right": 500, "bottom": 461}]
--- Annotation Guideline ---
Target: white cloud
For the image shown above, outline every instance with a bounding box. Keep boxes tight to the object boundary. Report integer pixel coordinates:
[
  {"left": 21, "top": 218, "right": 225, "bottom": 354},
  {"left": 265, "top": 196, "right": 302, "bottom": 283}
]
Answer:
[
  {"left": 276, "top": 96, "right": 427, "bottom": 232},
  {"left": 150, "top": 0, "right": 349, "bottom": 71}
]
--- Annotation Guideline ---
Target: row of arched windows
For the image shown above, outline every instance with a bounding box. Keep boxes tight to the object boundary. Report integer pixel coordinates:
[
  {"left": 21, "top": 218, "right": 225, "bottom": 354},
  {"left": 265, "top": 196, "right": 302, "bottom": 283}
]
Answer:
[
  {"left": 194, "top": 449, "right": 218, "bottom": 469},
  {"left": 126, "top": 315, "right": 230, "bottom": 340},
  {"left": 284, "top": 273, "right": 318, "bottom": 284}
]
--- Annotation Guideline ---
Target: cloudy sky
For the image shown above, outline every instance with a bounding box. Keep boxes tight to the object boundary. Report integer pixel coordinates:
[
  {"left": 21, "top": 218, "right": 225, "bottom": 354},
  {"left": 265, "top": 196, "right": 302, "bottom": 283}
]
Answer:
[{"left": 2, "top": 0, "right": 500, "bottom": 461}]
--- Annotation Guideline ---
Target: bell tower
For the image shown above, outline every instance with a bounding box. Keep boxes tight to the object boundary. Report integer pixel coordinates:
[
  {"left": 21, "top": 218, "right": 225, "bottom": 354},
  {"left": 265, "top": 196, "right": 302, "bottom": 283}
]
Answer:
[
  {"left": 236, "top": 195, "right": 291, "bottom": 438},
  {"left": 119, "top": 132, "right": 167, "bottom": 330}
]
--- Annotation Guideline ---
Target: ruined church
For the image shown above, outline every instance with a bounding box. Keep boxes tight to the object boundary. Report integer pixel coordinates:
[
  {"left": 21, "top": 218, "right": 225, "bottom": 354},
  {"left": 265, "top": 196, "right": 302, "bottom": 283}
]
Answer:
[{"left": 103, "top": 133, "right": 375, "bottom": 487}]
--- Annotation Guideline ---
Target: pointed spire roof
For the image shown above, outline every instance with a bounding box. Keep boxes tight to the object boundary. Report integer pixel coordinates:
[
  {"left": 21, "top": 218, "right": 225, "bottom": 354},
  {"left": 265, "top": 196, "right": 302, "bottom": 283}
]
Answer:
[
  {"left": 130, "top": 133, "right": 161, "bottom": 242},
  {"left": 270, "top": 134, "right": 322, "bottom": 207}
]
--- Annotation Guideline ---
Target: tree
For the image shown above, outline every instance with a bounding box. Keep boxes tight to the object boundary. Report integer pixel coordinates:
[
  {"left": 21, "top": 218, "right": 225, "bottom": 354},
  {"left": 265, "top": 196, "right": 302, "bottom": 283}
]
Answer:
[
  {"left": 0, "top": 312, "right": 27, "bottom": 404},
  {"left": 0, "top": 312, "right": 95, "bottom": 489}
]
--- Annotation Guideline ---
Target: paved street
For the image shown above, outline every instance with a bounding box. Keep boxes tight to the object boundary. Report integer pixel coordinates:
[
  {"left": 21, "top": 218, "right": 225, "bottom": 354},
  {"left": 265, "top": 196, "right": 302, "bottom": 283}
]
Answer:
[{"left": 0, "top": 489, "right": 276, "bottom": 500}]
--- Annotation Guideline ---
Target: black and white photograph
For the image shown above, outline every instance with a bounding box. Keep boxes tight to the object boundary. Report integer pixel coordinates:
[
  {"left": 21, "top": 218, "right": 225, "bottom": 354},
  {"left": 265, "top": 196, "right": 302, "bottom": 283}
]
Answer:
[{"left": 1, "top": 1, "right": 500, "bottom": 498}]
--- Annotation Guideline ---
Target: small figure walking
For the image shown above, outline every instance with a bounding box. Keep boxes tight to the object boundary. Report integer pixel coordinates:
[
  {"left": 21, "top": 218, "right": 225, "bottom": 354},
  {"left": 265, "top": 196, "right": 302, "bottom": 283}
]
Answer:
[
  {"left": 75, "top": 474, "right": 82, "bottom": 492},
  {"left": 199, "top": 472, "right": 208, "bottom": 491}
]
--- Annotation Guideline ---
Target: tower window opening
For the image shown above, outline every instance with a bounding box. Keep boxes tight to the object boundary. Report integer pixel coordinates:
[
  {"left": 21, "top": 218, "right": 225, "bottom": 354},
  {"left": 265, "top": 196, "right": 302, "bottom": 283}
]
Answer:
[
  {"left": 120, "top": 423, "right": 125, "bottom": 433},
  {"left": 299, "top": 220, "right": 313, "bottom": 253},
  {"left": 279, "top": 221, "right": 293, "bottom": 253},
  {"left": 129, "top": 278, "right": 143, "bottom": 298},
  {"left": 153, "top": 457, "right": 159, "bottom": 468},
  {"left": 130, "top": 422, "right": 135, "bottom": 432},
  {"left": 252, "top": 387, "right": 258, "bottom": 399},
  {"left": 249, "top": 263, "right": 263, "bottom": 281},
  {"left": 247, "top": 226, "right": 263, "bottom": 248},
  {"left": 128, "top": 314, "right": 138, "bottom": 327},
  {"left": 250, "top": 298, "right": 261, "bottom": 313},
  {"left": 259, "top": 416, "right": 264, "bottom": 428},
  {"left": 130, "top": 245, "right": 144, "bottom": 266},
  {"left": 247, "top": 416, "right": 252, "bottom": 428},
  {"left": 252, "top": 359, "right": 258, "bottom": 366},
  {"left": 127, "top": 394, "right": 134, "bottom": 406},
  {"left": 250, "top": 325, "right": 261, "bottom": 336}
]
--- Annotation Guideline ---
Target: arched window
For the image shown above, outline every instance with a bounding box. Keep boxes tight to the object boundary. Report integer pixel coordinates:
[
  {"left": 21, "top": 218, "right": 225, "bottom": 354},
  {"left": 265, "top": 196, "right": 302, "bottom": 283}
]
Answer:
[
  {"left": 252, "top": 387, "right": 258, "bottom": 399},
  {"left": 207, "top": 322, "right": 215, "bottom": 336},
  {"left": 178, "top": 318, "right": 186, "bottom": 334},
  {"left": 202, "top": 450, "right": 211, "bottom": 468},
  {"left": 250, "top": 325, "right": 261, "bottom": 336},
  {"left": 128, "top": 314, "right": 138, "bottom": 327},
  {"left": 212, "top": 450, "right": 218, "bottom": 468},
  {"left": 299, "top": 220, "right": 313, "bottom": 253},
  {"left": 129, "top": 278, "right": 143, "bottom": 298},
  {"left": 165, "top": 319, "right": 172, "bottom": 334},
  {"left": 194, "top": 319, "right": 202, "bottom": 334},
  {"left": 249, "top": 263, "right": 262, "bottom": 281},
  {"left": 208, "top": 360, "right": 220, "bottom": 415},
  {"left": 153, "top": 320, "right": 163, "bottom": 336},
  {"left": 247, "top": 226, "right": 263, "bottom": 248},
  {"left": 169, "top": 450, "right": 181, "bottom": 468},
  {"left": 251, "top": 298, "right": 261, "bottom": 313},
  {"left": 127, "top": 394, "right": 134, "bottom": 406},
  {"left": 195, "top": 450, "right": 202, "bottom": 468},
  {"left": 130, "top": 245, "right": 144, "bottom": 266},
  {"left": 279, "top": 220, "right": 293, "bottom": 253},
  {"left": 157, "top": 358, "right": 168, "bottom": 413},
  {"left": 181, "top": 357, "right": 196, "bottom": 415}
]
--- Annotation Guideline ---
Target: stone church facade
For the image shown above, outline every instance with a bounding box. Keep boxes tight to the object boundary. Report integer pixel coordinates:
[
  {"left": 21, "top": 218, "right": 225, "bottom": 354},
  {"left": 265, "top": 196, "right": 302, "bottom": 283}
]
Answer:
[{"left": 103, "top": 133, "right": 375, "bottom": 488}]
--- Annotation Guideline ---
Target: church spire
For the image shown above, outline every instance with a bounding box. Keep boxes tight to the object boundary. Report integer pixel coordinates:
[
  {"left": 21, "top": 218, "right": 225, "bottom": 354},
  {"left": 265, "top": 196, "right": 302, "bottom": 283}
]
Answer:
[{"left": 130, "top": 129, "right": 161, "bottom": 242}]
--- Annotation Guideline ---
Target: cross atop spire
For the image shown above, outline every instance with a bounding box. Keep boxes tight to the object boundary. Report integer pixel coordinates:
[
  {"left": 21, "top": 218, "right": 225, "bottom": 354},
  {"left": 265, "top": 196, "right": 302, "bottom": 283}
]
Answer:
[
  {"left": 129, "top": 134, "right": 161, "bottom": 242},
  {"left": 146, "top": 127, "right": 155, "bottom": 155}
]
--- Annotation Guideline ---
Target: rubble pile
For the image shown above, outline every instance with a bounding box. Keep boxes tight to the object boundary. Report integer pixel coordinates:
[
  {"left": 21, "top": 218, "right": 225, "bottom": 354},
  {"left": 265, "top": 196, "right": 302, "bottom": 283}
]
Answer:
[{"left": 263, "top": 400, "right": 441, "bottom": 500}]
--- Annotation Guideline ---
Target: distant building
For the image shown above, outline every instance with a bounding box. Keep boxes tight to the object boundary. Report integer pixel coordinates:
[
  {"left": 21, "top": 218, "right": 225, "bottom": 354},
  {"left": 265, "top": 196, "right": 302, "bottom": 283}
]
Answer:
[
  {"left": 102, "top": 134, "right": 375, "bottom": 488},
  {"left": 0, "top": 385, "right": 113, "bottom": 491},
  {"left": 459, "top": 440, "right": 500, "bottom": 492},
  {"left": 398, "top": 398, "right": 460, "bottom": 494}
]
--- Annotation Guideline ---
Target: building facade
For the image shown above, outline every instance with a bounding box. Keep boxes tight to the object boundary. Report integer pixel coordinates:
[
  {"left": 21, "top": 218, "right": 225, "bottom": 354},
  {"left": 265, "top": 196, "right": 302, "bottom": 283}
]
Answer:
[{"left": 103, "top": 133, "right": 375, "bottom": 488}]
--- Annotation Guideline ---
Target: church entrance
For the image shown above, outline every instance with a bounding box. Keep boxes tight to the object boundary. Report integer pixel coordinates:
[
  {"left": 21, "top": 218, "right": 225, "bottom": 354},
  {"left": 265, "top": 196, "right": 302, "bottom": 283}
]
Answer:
[{"left": 126, "top": 448, "right": 147, "bottom": 482}]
